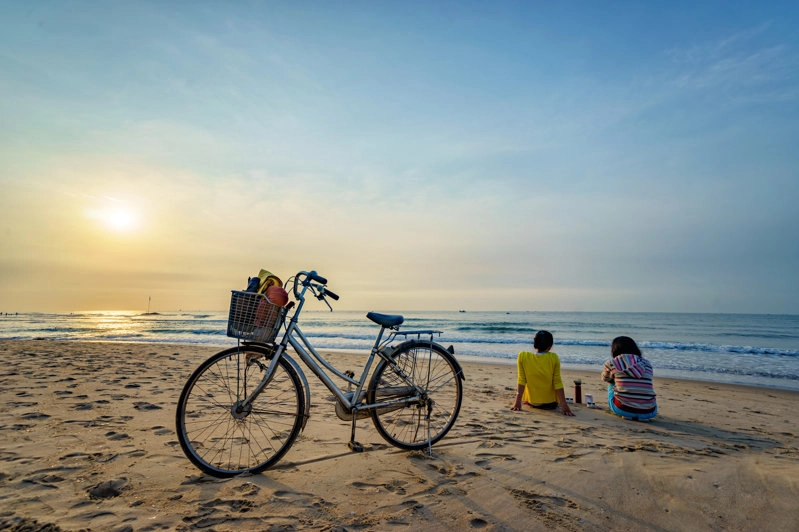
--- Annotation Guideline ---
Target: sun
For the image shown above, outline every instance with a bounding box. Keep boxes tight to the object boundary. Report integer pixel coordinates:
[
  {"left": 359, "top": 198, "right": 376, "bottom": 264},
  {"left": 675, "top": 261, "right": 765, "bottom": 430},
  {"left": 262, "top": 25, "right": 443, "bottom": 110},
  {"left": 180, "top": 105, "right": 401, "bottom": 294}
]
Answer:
[
  {"left": 104, "top": 208, "right": 138, "bottom": 231},
  {"left": 86, "top": 197, "right": 141, "bottom": 233}
]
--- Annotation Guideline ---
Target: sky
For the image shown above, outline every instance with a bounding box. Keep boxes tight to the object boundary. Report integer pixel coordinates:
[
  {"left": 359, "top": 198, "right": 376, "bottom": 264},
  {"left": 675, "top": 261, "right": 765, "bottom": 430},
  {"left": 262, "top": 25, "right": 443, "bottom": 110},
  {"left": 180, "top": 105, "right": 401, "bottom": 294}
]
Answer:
[{"left": 1, "top": 1, "right": 798, "bottom": 314}]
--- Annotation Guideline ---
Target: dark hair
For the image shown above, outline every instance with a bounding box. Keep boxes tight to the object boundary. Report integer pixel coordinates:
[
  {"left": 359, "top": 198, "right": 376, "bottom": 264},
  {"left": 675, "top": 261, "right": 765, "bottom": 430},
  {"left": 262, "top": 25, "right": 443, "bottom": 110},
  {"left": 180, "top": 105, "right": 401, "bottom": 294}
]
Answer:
[
  {"left": 533, "top": 330, "right": 554, "bottom": 352},
  {"left": 611, "top": 336, "right": 641, "bottom": 358}
]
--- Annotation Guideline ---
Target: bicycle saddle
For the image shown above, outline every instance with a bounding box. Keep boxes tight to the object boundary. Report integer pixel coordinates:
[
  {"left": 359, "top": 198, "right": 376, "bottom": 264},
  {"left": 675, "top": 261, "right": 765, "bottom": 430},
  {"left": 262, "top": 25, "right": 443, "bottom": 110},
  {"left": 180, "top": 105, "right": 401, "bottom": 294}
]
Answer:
[{"left": 366, "top": 311, "right": 404, "bottom": 328}]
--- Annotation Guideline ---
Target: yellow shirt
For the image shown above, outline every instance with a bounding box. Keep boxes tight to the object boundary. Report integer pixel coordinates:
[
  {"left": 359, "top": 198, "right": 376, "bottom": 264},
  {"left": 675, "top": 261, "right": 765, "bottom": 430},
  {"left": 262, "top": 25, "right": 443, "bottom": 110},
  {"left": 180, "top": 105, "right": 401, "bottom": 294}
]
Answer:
[{"left": 517, "top": 351, "right": 564, "bottom": 404}]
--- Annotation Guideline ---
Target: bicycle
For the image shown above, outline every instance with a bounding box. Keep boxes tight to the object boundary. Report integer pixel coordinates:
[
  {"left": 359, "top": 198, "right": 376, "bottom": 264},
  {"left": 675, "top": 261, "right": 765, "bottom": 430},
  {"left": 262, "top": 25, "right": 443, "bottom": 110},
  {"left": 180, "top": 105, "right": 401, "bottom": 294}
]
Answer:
[{"left": 176, "top": 270, "right": 465, "bottom": 477}]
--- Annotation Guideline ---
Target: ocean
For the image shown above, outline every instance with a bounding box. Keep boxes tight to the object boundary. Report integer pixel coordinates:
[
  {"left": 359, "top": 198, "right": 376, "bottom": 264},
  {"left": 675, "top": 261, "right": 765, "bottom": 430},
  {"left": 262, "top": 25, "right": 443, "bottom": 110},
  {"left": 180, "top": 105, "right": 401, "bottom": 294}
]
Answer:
[{"left": 2, "top": 309, "right": 798, "bottom": 391}]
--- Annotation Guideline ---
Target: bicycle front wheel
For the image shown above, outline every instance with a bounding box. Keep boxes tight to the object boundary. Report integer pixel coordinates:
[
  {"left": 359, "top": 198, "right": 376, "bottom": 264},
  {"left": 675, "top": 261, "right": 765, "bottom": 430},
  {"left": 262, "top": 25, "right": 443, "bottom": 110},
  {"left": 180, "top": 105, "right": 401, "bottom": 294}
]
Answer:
[
  {"left": 176, "top": 345, "right": 304, "bottom": 477},
  {"left": 367, "top": 341, "right": 463, "bottom": 450}
]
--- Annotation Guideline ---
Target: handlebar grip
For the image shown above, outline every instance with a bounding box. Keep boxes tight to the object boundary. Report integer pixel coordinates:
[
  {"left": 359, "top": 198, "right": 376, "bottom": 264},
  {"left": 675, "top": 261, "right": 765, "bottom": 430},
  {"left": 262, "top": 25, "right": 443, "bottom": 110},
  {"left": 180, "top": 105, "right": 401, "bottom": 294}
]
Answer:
[
  {"left": 325, "top": 289, "right": 340, "bottom": 301},
  {"left": 308, "top": 271, "right": 327, "bottom": 285}
]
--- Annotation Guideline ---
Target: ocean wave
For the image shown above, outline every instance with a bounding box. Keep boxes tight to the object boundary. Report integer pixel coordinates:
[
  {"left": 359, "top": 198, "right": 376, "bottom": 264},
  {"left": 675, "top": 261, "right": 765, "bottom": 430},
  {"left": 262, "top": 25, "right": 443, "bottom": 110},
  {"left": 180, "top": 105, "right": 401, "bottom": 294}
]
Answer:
[
  {"left": 389, "top": 333, "right": 799, "bottom": 357},
  {"left": 145, "top": 328, "right": 226, "bottom": 336},
  {"left": 640, "top": 341, "right": 799, "bottom": 357},
  {"left": 648, "top": 362, "right": 799, "bottom": 381},
  {"left": 4, "top": 310, "right": 799, "bottom": 390}
]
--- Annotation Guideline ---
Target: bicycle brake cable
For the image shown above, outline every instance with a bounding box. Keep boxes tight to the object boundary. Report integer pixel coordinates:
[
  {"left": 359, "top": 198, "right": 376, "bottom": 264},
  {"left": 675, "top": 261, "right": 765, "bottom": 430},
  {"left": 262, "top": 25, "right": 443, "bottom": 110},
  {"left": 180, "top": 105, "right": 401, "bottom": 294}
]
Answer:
[{"left": 313, "top": 285, "right": 334, "bottom": 311}]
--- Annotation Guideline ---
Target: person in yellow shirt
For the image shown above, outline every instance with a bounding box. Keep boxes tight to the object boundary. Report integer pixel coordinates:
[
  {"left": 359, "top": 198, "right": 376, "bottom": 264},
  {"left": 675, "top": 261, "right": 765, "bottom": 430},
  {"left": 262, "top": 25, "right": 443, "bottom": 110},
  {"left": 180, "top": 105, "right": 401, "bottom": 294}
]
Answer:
[{"left": 510, "top": 330, "right": 574, "bottom": 416}]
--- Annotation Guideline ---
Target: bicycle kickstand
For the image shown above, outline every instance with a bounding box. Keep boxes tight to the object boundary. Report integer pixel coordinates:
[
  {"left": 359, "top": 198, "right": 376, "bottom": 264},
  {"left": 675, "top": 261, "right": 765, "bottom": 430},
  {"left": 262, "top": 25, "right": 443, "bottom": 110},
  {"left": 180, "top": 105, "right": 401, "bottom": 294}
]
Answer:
[{"left": 348, "top": 412, "right": 364, "bottom": 453}]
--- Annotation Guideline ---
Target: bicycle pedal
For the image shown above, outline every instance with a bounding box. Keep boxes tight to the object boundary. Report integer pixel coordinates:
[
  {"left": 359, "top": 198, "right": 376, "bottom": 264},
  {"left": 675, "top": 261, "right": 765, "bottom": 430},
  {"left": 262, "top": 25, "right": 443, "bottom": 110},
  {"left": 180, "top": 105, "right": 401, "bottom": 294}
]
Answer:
[{"left": 348, "top": 441, "right": 364, "bottom": 453}]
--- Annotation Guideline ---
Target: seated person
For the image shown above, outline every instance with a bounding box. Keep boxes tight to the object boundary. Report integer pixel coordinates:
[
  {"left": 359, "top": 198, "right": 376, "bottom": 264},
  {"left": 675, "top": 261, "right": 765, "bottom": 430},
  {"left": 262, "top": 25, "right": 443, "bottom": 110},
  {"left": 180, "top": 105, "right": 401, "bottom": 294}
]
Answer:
[
  {"left": 511, "top": 330, "right": 574, "bottom": 416},
  {"left": 602, "top": 336, "right": 657, "bottom": 420}
]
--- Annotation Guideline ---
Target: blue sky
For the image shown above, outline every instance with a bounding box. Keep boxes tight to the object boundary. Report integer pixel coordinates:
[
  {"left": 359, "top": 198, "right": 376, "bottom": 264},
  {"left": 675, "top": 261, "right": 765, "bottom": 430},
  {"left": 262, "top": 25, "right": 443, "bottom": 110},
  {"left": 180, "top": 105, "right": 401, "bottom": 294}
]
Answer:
[{"left": 1, "top": 1, "right": 798, "bottom": 313}]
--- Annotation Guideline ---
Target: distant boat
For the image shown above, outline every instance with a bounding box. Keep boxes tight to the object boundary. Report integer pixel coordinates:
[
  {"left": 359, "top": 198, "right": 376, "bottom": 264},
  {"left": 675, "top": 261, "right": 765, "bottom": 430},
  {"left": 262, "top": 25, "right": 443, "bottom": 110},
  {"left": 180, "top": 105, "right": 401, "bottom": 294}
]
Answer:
[
  {"left": 458, "top": 309, "right": 466, "bottom": 313},
  {"left": 142, "top": 296, "right": 159, "bottom": 316}
]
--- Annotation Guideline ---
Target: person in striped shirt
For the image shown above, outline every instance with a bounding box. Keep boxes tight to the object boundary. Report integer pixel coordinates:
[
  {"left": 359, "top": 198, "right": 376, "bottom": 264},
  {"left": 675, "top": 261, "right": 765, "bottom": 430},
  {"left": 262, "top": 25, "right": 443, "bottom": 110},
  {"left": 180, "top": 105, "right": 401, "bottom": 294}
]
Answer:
[{"left": 601, "top": 336, "right": 657, "bottom": 420}]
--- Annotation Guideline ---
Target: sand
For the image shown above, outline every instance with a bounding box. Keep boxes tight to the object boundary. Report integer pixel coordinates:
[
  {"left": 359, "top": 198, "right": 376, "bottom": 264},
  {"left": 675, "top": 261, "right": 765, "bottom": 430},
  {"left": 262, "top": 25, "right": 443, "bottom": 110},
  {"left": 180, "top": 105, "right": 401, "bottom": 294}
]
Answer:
[{"left": 1, "top": 339, "right": 798, "bottom": 531}]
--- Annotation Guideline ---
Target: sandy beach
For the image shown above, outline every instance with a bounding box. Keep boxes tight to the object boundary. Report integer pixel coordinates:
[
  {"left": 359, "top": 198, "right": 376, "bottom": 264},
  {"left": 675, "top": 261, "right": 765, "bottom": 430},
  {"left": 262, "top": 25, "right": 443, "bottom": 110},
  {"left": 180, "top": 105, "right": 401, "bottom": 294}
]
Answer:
[{"left": 1, "top": 339, "right": 798, "bottom": 531}]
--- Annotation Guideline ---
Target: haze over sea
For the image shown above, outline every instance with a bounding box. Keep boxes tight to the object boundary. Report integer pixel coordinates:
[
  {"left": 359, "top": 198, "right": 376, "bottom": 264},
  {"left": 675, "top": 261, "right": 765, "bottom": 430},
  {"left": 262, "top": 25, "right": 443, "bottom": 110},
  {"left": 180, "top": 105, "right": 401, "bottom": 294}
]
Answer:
[{"left": 2, "top": 309, "right": 797, "bottom": 391}]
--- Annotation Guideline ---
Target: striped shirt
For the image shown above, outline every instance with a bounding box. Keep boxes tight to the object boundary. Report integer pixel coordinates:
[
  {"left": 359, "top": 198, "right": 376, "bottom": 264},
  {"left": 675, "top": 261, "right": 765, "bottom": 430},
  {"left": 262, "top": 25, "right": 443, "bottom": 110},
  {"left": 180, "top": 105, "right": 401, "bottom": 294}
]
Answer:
[{"left": 601, "top": 354, "right": 657, "bottom": 411}]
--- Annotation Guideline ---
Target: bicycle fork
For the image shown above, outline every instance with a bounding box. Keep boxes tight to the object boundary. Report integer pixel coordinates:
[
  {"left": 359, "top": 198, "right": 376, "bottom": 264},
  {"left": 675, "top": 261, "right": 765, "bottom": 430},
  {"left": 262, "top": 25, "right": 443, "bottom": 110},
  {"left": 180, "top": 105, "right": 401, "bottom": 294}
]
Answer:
[{"left": 237, "top": 345, "right": 285, "bottom": 411}]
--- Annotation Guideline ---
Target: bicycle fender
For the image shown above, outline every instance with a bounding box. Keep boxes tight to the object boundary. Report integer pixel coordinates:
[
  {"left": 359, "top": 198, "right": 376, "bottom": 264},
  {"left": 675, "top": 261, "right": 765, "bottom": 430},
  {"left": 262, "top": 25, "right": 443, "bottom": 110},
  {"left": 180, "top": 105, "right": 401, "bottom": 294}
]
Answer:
[
  {"left": 280, "top": 353, "right": 312, "bottom": 430},
  {"left": 444, "top": 344, "right": 466, "bottom": 381},
  {"left": 438, "top": 342, "right": 466, "bottom": 382}
]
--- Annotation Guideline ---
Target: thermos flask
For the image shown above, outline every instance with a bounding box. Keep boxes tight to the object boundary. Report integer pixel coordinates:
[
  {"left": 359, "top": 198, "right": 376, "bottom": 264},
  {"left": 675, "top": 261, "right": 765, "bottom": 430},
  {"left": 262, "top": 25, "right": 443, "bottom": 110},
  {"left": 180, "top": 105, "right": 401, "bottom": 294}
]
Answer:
[{"left": 574, "top": 380, "right": 582, "bottom": 404}]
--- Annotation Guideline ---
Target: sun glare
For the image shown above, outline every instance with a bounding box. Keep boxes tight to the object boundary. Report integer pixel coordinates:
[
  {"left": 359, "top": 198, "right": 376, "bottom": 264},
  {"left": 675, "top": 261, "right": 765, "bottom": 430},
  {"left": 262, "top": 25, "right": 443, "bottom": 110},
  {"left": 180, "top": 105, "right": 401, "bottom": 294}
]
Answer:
[
  {"left": 105, "top": 208, "right": 137, "bottom": 231},
  {"left": 86, "top": 197, "right": 141, "bottom": 233}
]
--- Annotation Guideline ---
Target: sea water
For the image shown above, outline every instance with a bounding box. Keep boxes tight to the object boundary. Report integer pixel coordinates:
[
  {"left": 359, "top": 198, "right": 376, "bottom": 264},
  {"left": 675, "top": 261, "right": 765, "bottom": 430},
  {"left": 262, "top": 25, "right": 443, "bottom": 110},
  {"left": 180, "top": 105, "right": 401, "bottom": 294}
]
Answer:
[{"left": 1, "top": 309, "right": 797, "bottom": 391}]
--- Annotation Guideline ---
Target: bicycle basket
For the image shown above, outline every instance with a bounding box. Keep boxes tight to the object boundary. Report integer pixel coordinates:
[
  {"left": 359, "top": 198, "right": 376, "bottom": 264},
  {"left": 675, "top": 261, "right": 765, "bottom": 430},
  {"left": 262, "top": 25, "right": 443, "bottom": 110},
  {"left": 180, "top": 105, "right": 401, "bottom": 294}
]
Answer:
[{"left": 227, "top": 290, "right": 285, "bottom": 343}]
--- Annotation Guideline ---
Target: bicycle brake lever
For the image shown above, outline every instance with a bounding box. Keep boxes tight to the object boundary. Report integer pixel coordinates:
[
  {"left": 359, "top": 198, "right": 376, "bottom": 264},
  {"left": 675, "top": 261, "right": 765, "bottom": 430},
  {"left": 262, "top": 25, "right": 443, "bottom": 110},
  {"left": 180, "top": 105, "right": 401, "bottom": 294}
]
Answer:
[{"left": 306, "top": 283, "right": 334, "bottom": 311}]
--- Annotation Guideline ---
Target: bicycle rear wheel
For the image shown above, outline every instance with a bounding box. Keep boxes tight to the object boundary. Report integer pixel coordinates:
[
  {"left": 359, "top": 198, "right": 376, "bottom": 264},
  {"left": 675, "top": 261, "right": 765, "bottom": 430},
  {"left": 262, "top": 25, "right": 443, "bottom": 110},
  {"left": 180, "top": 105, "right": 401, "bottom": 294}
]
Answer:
[
  {"left": 176, "top": 345, "right": 304, "bottom": 477},
  {"left": 367, "top": 340, "right": 463, "bottom": 450}
]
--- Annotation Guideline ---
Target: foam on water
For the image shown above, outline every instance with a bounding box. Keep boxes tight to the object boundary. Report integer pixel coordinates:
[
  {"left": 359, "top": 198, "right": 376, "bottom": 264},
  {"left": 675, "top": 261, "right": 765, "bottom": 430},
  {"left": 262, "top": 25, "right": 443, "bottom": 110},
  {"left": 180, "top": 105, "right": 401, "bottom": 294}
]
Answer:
[{"left": 2, "top": 309, "right": 797, "bottom": 390}]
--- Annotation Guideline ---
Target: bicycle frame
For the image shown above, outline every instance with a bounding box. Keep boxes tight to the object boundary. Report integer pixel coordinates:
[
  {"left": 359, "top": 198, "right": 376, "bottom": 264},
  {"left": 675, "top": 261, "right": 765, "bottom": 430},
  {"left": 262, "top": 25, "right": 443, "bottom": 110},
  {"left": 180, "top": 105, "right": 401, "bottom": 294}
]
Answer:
[{"left": 240, "top": 272, "right": 441, "bottom": 421}]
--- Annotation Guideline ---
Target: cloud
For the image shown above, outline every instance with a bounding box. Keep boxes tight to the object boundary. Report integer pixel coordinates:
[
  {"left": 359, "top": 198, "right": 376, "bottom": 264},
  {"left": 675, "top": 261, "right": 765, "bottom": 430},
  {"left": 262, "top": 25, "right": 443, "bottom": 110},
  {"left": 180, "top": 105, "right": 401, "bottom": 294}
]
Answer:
[{"left": 666, "top": 23, "right": 799, "bottom": 100}]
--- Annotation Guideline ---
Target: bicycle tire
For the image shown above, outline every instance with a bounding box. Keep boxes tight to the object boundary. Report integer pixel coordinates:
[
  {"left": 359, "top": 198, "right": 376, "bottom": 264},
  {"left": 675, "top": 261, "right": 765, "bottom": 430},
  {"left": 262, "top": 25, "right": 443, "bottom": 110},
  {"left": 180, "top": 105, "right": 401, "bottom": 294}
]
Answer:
[
  {"left": 367, "top": 340, "right": 463, "bottom": 450},
  {"left": 176, "top": 345, "right": 304, "bottom": 477}
]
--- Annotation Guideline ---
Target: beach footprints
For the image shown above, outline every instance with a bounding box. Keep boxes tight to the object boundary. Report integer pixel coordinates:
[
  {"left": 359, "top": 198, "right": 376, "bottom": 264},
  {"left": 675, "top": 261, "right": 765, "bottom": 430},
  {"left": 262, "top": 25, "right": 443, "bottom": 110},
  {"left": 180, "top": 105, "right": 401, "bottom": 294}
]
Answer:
[
  {"left": 87, "top": 478, "right": 129, "bottom": 500},
  {"left": 181, "top": 486, "right": 330, "bottom": 530},
  {"left": 469, "top": 516, "right": 490, "bottom": 528},
  {"left": 150, "top": 425, "right": 173, "bottom": 436},
  {"left": 199, "top": 497, "right": 256, "bottom": 513},
  {"left": 351, "top": 479, "right": 409, "bottom": 495},
  {"left": 423, "top": 457, "right": 478, "bottom": 480},
  {"left": 62, "top": 414, "right": 134, "bottom": 429},
  {"left": 21, "top": 471, "right": 68, "bottom": 490},
  {"left": 20, "top": 412, "right": 50, "bottom": 421},
  {"left": 474, "top": 451, "right": 518, "bottom": 469},
  {"left": 105, "top": 430, "right": 131, "bottom": 441},
  {"left": 510, "top": 488, "right": 582, "bottom": 531},
  {"left": 133, "top": 401, "right": 162, "bottom": 411}
]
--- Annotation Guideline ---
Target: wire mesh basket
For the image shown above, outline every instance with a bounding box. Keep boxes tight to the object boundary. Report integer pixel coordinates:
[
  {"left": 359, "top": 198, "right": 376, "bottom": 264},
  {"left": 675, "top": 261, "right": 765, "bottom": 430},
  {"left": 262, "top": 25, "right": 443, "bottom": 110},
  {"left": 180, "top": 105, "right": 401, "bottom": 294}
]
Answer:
[{"left": 227, "top": 290, "right": 285, "bottom": 343}]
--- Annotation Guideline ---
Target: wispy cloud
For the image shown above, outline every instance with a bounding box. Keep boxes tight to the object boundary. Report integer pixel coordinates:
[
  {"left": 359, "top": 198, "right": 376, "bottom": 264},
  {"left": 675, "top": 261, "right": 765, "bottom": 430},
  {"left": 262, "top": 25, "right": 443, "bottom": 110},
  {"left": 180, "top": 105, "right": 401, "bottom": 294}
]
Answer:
[{"left": 666, "top": 23, "right": 799, "bottom": 101}]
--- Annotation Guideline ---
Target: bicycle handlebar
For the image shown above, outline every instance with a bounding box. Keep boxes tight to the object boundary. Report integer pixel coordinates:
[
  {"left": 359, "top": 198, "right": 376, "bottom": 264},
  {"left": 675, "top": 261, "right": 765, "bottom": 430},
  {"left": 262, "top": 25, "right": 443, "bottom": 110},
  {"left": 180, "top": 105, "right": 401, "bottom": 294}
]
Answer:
[
  {"left": 308, "top": 271, "right": 327, "bottom": 284},
  {"left": 324, "top": 289, "right": 340, "bottom": 301},
  {"left": 293, "top": 270, "right": 338, "bottom": 304}
]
